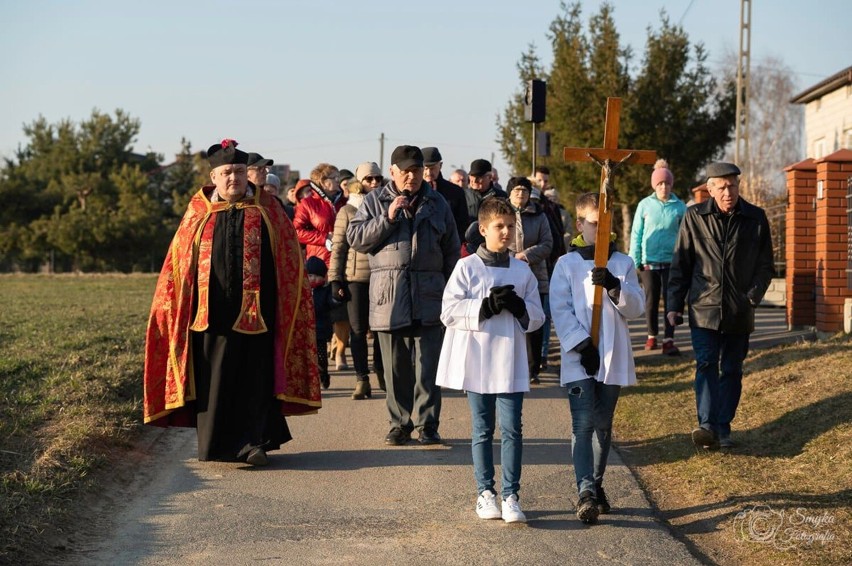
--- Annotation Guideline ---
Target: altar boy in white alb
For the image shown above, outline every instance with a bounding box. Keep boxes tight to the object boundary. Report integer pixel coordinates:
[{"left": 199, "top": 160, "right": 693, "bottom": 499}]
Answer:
[
  {"left": 550, "top": 192, "right": 644, "bottom": 526},
  {"left": 437, "top": 198, "right": 545, "bottom": 524}
]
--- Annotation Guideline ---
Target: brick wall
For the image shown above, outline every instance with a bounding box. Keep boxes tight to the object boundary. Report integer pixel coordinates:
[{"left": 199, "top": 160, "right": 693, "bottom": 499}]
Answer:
[
  {"left": 784, "top": 159, "right": 817, "bottom": 328},
  {"left": 814, "top": 149, "right": 852, "bottom": 332}
]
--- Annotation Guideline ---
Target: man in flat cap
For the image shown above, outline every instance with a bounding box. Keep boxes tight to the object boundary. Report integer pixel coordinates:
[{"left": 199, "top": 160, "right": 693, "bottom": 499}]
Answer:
[
  {"left": 667, "top": 162, "right": 774, "bottom": 450},
  {"left": 143, "top": 139, "right": 321, "bottom": 466},
  {"left": 246, "top": 152, "right": 274, "bottom": 190},
  {"left": 422, "top": 146, "right": 469, "bottom": 244},
  {"left": 462, "top": 158, "right": 508, "bottom": 254},
  {"left": 348, "top": 145, "right": 461, "bottom": 445}
]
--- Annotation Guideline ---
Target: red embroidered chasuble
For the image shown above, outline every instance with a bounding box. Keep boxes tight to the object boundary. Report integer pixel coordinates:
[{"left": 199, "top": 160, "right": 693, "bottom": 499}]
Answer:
[{"left": 143, "top": 186, "right": 321, "bottom": 426}]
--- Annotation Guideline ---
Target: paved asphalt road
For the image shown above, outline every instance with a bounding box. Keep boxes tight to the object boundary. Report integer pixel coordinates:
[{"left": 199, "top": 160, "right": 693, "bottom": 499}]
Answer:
[{"left": 72, "top": 307, "right": 806, "bottom": 565}]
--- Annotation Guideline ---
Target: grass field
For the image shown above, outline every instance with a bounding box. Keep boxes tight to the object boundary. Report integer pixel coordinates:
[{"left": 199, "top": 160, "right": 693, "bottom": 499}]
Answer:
[
  {"left": 0, "top": 274, "right": 849, "bottom": 565},
  {"left": 0, "top": 274, "right": 156, "bottom": 563}
]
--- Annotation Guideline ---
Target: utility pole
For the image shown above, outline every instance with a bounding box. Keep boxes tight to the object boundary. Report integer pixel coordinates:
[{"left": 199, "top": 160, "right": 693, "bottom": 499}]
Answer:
[
  {"left": 379, "top": 132, "right": 385, "bottom": 170},
  {"left": 735, "top": 0, "right": 752, "bottom": 191}
]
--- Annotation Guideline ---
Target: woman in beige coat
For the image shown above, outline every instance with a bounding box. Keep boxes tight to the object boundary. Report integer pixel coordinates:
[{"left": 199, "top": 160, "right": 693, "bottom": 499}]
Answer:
[{"left": 328, "top": 163, "right": 386, "bottom": 399}]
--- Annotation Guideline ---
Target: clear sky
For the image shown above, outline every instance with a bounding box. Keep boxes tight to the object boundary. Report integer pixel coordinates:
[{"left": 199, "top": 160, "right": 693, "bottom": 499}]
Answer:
[{"left": 1, "top": 0, "right": 849, "bottom": 179}]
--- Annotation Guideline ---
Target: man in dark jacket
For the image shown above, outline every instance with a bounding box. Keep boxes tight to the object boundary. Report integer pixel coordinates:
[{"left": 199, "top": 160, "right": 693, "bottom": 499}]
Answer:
[
  {"left": 422, "top": 146, "right": 469, "bottom": 244},
  {"left": 667, "top": 162, "right": 774, "bottom": 450},
  {"left": 347, "top": 145, "right": 461, "bottom": 446}
]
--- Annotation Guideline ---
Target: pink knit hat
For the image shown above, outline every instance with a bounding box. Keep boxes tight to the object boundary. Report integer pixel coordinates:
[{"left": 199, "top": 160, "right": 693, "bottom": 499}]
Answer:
[{"left": 651, "top": 159, "right": 674, "bottom": 188}]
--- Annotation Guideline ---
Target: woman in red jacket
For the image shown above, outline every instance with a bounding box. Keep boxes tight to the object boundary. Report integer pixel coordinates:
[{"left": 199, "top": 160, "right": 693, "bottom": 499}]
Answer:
[{"left": 294, "top": 163, "right": 350, "bottom": 372}]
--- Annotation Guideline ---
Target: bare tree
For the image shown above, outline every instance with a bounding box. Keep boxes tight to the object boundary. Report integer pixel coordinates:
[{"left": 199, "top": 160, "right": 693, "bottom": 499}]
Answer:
[{"left": 721, "top": 53, "right": 804, "bottom": 205}]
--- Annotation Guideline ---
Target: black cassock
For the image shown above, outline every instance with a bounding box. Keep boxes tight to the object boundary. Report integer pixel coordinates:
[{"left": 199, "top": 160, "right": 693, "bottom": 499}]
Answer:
[{"left": 192, "top": 207, "right": 292, "bottom": 461}]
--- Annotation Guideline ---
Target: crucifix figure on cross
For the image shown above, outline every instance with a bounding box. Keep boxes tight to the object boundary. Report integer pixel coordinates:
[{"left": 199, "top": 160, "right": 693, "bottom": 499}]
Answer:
[{"left": 562, "top": 97, "right": 657, "bottom": 347}]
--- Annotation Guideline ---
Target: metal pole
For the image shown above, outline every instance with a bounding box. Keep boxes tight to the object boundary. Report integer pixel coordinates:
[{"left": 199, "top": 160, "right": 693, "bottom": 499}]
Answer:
[
  {"left": 379, "top": 132, "right": 385, "bottom": 171},
  {"left": 532, "top": 122, "right": 537, "bottom": 173}
]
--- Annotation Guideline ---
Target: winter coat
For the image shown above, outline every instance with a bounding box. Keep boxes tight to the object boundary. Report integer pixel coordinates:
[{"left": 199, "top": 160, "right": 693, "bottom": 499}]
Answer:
[
  {"left": 550, "top": 246, "right": 644, "bottom": 386},
  {"left": 328, "top": 195, "right": 371, "bottom": 284},
  {"left": 510, "top": 203, "right": 553, "bottom": 294},
  {"left": 346, "top": 180, "right": 461, "bottom": 331},
  {"left": 433, "top": 175, "right": 470, "bottom": 243},
  {"left": 293, "top": 188, "right": 347, "bottom": 265},
  {"left": 629, "top": 193, "right": 687, "bottom": 267},
  {"left": 667, "top": 197, "right": 774, "bottom": 334}
]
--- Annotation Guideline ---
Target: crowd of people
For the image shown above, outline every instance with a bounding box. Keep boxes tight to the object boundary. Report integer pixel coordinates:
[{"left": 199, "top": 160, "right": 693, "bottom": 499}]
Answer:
[{"left": 143, "top": 139, "right": 774, "bottom": 526}]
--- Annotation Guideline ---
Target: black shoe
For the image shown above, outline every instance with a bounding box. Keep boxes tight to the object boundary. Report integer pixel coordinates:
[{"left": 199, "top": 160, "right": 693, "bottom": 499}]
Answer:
[
  {"left": 530, "top": 373, "right": 540, "bottom": 385},
  {"left": 385, "top": 427, "right": 411, "bottom": 446},
  {"left": 320, "top": 373, "right": 330, "bottom": 390},
  {"left": 246, "top": 447, "right": 268, "bottom": 466},
  {"left": 418, "top": 428, "right": 442, "bottom": 445},
  {"left": 595, "top": 485, "right": 611, "bottom": 514},
  {"left": 540, "top": 360, "right": 549, "bottom": 371},
  {"left": 576, "top": 491, "right": 599, "bottom": 524},
  {"left": 691, "top": 427, "right": 719, "bottom": 450}
]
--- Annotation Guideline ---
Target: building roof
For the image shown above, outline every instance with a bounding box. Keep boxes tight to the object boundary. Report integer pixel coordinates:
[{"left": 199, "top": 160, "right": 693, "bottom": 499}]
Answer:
[{"left": 790, "top": 66, "right": 852, "bottom": 105}]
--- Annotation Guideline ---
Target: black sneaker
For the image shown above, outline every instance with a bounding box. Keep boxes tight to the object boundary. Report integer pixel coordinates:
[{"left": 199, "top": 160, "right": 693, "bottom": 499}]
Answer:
[
  {"left": 384, "top": 427, "right": 411, "bottom": 446},
  {"left": 576, "top": 490, "right": 599, "bottom": 524},
  {"left": 595, "top": 485, "right": 611, "bottom": 514}
]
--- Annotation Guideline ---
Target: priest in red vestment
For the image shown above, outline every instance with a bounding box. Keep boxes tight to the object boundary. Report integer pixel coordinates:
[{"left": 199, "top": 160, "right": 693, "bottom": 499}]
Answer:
[{"left": 143, "top": 139, "right": 321, "bottom": 466}]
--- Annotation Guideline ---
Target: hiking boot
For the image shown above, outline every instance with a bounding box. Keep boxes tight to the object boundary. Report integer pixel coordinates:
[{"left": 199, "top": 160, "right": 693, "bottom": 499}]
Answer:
[
  {"left": 352, "top": 379, "right": 371, "bottom": 400},
  {"left": 476, "top": 490, "right": 502, "bottom": 520},
  {"left": 595, "top": 485, "right": 611, "bottom": 514},
  {"left": 246, "top": 447, "right": 268, "bottom": 466},
  {"left": 691, "top": 427, "right": 719, "bottom": 449},
  {"left": 661, "top": 339, "right": 680, "bottom": 356},
  {"left": 384, "top": 427, "right": 411, "bottom": 446},
  {"left": 644, "top": 336, "right": 658, "bottom": 350},
  {"left": 576, "top": 490, "right": 599, "bottom": 524},
  {"left": 502, "top": 494, "right": 527, "bottom": 523}
]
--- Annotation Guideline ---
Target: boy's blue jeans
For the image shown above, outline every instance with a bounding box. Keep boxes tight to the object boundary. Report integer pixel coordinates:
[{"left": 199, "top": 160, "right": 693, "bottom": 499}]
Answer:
[
  {"left": 566, "top": 378, "right": 621, "bottom": 496},
  {"left": 690, "top": 327, "right": 749, "bottom": 437},
  {"left": 467, "top": 392, "right": 524, "bottom": 500}
]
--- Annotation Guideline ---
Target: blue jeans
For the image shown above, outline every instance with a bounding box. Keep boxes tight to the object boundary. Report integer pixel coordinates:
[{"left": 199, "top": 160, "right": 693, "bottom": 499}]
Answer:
[
  {"left": 690, "top": 327, "right": 750, "bottom": 437},
  {"left": 467, "top": 392, "right": 524, "bottom": 500},
  {"left": 566, "top": 379, "right": 621, "bottom": 495}
]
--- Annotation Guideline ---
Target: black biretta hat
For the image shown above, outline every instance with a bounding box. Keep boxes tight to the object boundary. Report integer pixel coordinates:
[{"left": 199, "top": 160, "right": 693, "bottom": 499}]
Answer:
[{"left": 207, "top": 139, "right": 249, "bottom": 168}]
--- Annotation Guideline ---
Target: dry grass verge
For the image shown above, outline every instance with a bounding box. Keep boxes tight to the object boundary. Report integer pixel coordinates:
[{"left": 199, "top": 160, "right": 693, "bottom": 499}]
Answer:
[{"left": 616, "top": 336, "right": 851, "bottom": 566}]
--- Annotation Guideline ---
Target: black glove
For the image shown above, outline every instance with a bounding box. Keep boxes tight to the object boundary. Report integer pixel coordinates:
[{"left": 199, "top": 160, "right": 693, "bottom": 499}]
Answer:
[
  {"left": 498, "top": 290, "right": 527, "bottom": 319},
  {"left": 331, "top": 281, "right": 351, "bottom": 302},
  {"left": 479, "top": 285, "right": 514, "bottom": 320},
  {"left": 591, "top": 267, "right": 620, "bottom": 291},
  {"left": 574, "top": 338, "right": 600, "bottom": 376}
]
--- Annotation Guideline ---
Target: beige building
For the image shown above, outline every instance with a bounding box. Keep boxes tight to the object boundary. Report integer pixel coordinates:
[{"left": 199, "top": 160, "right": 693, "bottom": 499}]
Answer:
[{"left": 791, "top": 66, "right": 852, "bottom": 159}]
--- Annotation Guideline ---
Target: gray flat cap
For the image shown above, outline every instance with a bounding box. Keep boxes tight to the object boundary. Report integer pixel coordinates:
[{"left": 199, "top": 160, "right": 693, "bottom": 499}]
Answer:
[{"left": 705, "top": 162, "right": 741, "bottom": 179}]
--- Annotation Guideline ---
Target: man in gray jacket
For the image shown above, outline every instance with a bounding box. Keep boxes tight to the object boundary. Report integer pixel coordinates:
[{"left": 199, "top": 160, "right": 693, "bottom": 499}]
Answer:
[
  {"left": 667, "top": 162, "right": 774, "bottom": 450},
  {"left": 347, "top": 145, "right": 461, "bottom": 445}
]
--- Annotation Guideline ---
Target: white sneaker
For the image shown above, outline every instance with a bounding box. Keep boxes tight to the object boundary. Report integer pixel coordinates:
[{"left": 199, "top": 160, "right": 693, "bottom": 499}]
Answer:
[
  {"left": 501, "top": 494, "right": 527, "bottom": 523},
  {"left": 476, "top": 490, "right": 502, "bottom": 520}
]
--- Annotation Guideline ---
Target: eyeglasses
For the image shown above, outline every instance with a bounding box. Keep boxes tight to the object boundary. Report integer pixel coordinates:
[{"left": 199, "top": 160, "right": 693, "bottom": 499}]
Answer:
[{"left": 364, "top": 176, "right": 383, "bottom": 183}]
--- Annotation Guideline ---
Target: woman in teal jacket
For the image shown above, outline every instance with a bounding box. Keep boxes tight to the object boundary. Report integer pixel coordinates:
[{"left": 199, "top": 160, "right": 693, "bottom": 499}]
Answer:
[{"left": 629, "top": 160, "right": 687, "bottom": 355}]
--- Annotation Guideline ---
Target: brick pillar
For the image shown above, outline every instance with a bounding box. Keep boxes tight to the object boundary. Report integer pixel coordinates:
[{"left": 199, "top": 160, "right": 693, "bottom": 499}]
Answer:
[
  {"left": 784, "top": 159, "right": 817, "bottom": 329},
  {"left": 814, "top": 149, "right": 852, "bottom": 333}
]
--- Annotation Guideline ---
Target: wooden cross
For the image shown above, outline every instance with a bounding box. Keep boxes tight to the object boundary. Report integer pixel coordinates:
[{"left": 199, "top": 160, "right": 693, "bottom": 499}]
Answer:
[{"left": 563, "top": 97, "right": 657, "bottom": 347}]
